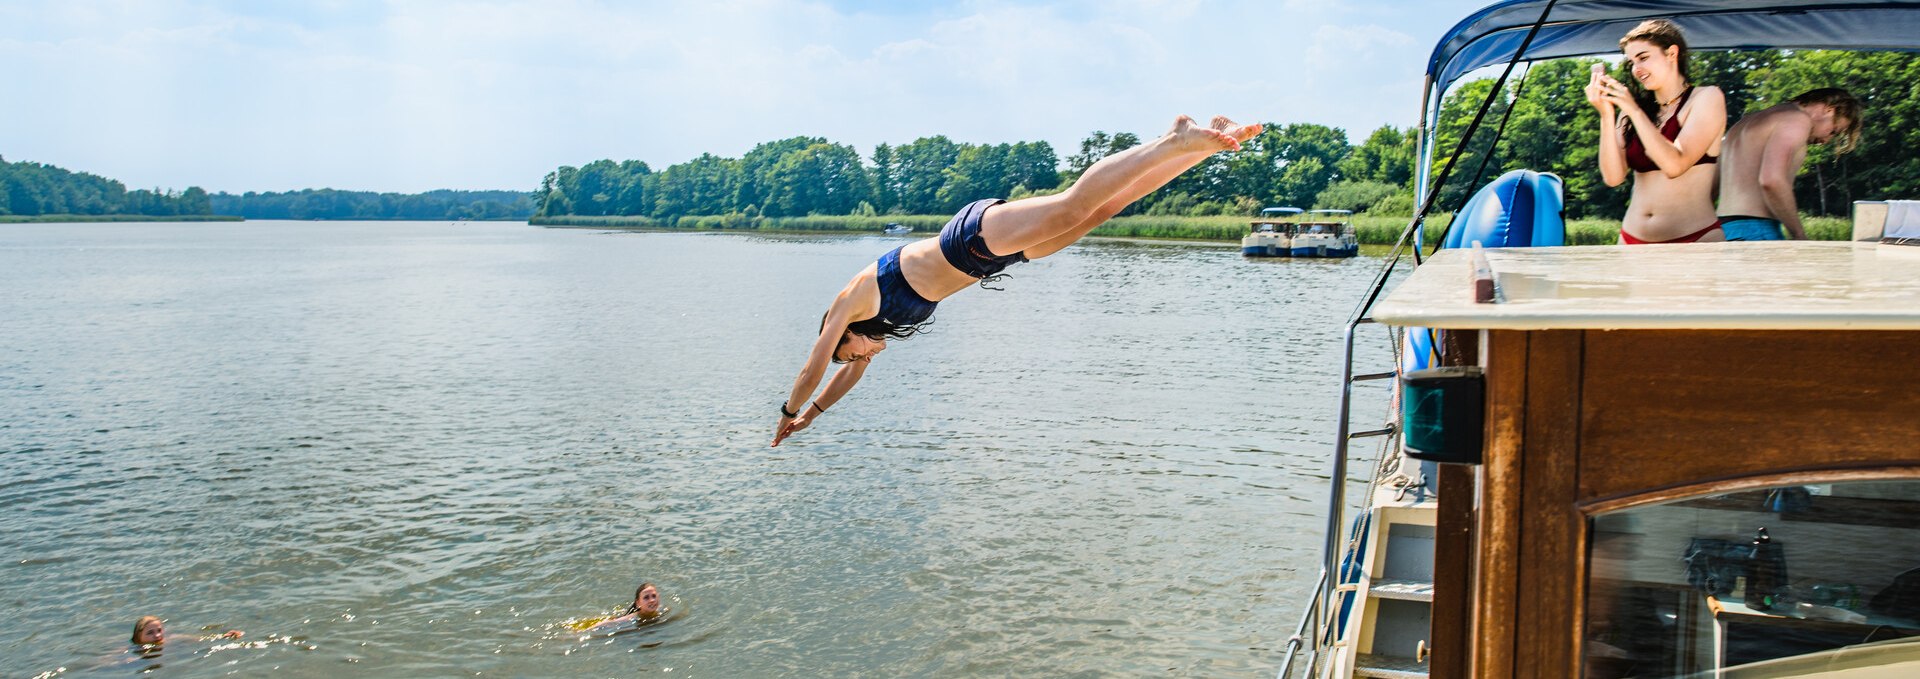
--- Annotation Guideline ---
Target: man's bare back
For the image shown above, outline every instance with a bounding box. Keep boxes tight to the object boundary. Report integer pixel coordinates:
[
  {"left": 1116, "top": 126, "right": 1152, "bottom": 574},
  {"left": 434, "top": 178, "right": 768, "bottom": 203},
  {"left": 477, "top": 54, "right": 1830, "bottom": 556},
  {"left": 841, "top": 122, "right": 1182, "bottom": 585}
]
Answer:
[{"left": 1718, "top": 89, "right": 1859, "bottom": 240}]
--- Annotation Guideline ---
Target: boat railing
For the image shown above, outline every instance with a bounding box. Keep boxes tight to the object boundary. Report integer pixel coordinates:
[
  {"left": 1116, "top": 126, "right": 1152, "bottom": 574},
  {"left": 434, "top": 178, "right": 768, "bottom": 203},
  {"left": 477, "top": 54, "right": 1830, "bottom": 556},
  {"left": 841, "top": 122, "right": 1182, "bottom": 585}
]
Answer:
[
  {"left": 1276, "top": 309, "right": 1407, "bottom": 679},
  {"left": 1274, "top": 4, "right": 1559, "bottom": 675}
]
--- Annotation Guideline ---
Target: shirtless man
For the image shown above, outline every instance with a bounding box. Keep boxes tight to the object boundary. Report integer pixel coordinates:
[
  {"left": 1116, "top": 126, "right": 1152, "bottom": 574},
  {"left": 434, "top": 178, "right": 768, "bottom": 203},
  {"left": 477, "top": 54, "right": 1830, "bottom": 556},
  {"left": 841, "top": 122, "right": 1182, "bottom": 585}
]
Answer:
[{"left": 1716, "top": 88, "right": 1861, "bottom": 240}]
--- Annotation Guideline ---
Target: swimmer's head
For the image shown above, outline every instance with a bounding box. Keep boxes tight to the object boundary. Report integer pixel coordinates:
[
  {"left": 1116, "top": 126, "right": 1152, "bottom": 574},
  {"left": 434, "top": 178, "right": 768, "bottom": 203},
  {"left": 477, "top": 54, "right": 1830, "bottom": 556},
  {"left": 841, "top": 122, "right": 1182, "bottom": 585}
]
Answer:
[
  {"left": 631, "top": 582, "right": 662, "bottom": 617},
  {"left": 820, "top": 312, "right": 891, "bottom": 364},
  {"left": 131, "top": 616, "right": 165, "bottom": 645}
]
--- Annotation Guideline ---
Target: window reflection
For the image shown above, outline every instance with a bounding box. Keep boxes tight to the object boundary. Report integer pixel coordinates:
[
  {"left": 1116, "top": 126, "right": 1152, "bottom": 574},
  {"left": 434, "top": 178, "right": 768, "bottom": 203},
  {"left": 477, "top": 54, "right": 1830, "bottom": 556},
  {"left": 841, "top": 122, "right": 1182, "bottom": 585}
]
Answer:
[{"left": 1583, "top": 480, "right": 1920, "bottom": 678}]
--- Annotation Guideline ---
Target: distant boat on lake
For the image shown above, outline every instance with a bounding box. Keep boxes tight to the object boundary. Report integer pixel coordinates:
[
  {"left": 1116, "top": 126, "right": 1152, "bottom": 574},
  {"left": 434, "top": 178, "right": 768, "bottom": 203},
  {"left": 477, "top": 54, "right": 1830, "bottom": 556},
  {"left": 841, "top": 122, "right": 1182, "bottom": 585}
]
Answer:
[
  {"left": 883, "top": 223, "right": 911, "bottom": 235},
  {"left": 1242, "top": 207, "right": 1302, "bottom": 257}
]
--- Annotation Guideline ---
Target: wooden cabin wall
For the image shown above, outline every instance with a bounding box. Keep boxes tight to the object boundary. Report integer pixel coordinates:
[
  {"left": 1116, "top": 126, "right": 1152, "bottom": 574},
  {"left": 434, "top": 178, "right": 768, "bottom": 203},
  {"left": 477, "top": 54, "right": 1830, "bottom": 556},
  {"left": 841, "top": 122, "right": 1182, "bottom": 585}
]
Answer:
[{"left": 1458, "top": 328, "right": 1920, "bottom": 678}]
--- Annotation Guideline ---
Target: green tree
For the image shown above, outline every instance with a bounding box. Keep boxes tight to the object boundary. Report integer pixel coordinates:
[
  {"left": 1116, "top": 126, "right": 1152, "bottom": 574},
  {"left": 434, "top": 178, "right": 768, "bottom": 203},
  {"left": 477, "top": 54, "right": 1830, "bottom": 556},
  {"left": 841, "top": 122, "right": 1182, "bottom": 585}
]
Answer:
[
  {"left": 891, "top": 136, "right": 962, "bottom": 214},
  {"left": 1267, "top": 123, "right": 1352, "bottom": 207},
  {"left": 1430, "top": 79, "right": 1509, "bottom": 211},
  {"left": 937, "top": 143, "right": 1011, "bottom": 210},
  {"left": 1754, "top": 50, "right": 1920, "bottom": 214},
  {"left": 763, "top": 142, "right": 871, "bottom": 216},
  {"left": 1065, "top": 131, "right": 1141, "bottom": 180},
  {"left": 650, "top": 153, "right": 743, "bottom": 220},
  {"left": 736, "top": 136, "right": 826, "bottom": 214},
  {"left": 1006, "top": 141, "right": 1061, "bottom": 194},
  {"left": 571, "top": 160, "right": 623, "bottom": 216},
  {"left": 179, "top": 187, "right": 211, "bottom": 215},
  {"left": 1693, "top": 49, "right": 1783, "bottom": 121},
  {"left": 869, "top": 143, "right": 899, "bottom": 213},
  {"left": 1336, "top": 125, "right": 1418, "bottom": 188},
  {"left": 615, "top": 160, "right": 653, "bottom": 216}
]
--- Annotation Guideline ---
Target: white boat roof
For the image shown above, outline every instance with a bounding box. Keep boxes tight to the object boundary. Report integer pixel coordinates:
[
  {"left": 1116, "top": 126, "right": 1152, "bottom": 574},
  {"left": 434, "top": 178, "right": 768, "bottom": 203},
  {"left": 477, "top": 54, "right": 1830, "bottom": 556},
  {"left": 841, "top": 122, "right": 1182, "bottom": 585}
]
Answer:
[{"left": 1373, "top": 242, "right": 1920, "bottom": 330}]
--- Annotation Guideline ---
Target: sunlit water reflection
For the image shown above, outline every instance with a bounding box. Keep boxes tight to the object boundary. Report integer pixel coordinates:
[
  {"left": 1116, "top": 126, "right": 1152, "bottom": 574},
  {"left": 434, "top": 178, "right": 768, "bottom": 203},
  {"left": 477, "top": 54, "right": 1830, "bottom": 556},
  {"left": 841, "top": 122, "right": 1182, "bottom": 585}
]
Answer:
[{"left": 0, "top": 221, "right": 1397, "bottom": 676}]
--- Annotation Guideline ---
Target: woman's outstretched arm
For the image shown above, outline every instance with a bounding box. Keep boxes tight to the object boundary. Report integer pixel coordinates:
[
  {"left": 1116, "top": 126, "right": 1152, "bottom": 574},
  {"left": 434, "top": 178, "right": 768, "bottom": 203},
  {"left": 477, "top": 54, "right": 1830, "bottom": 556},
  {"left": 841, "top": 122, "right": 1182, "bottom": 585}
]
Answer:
[
  {"left": 774, "top": 278, "right": 876, "bottom": 446},
  {"left": 774, "top": 356, "right": 870, "bottom": 445}
]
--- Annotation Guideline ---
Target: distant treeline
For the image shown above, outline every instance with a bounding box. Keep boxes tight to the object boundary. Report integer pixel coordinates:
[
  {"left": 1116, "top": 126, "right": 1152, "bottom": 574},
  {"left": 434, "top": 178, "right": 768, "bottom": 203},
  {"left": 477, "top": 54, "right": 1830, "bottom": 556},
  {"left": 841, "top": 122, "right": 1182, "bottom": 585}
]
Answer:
[
  {"left": 1, "top": 156, "right": 536, "bottom": 223},
  {"left": 540, "top": 50, "right": 1918, "bottom": 223},
  {"left": 210, "top": 189, "right": 535, "bottom": 221},
  {"left": 1, "top": 155, "right": 212, "bottom": 217}
]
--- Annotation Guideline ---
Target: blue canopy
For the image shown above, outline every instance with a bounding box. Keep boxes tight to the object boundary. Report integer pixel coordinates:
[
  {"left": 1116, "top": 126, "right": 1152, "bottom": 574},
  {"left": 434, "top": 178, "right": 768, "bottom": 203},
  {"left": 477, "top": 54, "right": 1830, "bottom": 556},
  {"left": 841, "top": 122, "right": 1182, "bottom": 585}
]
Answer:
[{"left": 1431, "top": 0, "right": 1920, "bottom": 93}]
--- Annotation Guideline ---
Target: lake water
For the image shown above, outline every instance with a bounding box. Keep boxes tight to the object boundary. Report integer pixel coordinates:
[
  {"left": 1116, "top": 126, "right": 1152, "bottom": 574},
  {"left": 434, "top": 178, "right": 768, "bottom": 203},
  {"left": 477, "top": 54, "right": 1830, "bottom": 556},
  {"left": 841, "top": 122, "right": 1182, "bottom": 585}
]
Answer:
[{"left": 0, "top": 221, "right": 1396, "bottom": 677}]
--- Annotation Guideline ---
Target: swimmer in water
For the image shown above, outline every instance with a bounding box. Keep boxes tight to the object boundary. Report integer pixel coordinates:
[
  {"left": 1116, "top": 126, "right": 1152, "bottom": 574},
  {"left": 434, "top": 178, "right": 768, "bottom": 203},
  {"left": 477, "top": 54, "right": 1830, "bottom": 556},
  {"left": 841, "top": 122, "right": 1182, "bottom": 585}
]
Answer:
[
  {"left": 131, "top": 616, "right": 244, "bottom": 646},
  {"left": 773, "top": 114, "right": 1263, "bottom": 446},
  {"left": 627, "top": 582, "right": 663, "bottom": 620},
  {"left": 569, "top": 582, "right": 666, "bottom": 632}
]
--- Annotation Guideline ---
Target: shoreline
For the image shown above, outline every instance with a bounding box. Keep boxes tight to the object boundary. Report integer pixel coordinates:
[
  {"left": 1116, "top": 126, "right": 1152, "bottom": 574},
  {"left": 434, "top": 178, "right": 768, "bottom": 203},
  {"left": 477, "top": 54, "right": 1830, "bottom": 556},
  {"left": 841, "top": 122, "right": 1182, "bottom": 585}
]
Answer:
[
  {"left": 533, "top": 213, "right": 1852, "bottom": 245},
  {"left": 0, "top": 214, "right": 245, "bottom": 223}
]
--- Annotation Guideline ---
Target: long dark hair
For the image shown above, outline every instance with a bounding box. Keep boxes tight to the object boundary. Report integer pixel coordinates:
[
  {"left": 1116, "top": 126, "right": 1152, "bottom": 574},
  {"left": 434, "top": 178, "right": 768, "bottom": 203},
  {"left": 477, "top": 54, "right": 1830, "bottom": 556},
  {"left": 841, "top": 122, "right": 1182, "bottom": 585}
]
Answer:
[
  {"left": 821, "top": 312, "right": 931, "bottom": 364},
  {"left": 845, "top": 315, "right": 933, "bottom": 341},
  {"left": 1618, "top": 19, "right": 1692, "bottom": 121}
]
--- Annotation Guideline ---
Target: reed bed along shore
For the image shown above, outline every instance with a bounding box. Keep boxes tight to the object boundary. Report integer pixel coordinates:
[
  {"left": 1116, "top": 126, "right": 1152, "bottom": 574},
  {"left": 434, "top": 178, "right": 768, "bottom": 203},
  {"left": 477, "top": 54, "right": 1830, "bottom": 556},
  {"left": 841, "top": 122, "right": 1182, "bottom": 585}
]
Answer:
[{"left": 533, "top": 213, "right": 1854, "bottom": 245}]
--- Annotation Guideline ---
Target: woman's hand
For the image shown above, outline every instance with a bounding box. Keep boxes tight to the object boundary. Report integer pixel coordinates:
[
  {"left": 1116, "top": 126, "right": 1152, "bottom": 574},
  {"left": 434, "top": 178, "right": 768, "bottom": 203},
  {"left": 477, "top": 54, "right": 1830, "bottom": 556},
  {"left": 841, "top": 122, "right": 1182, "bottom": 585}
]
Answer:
[
  {"left": 772, "top": 414, "right": 795, "bottom": 447},
  {"left": 1592, "top": 73, "right": 1639, "bottom": 118},
  {"left": 772, "top": 410, "right": 815, "bottom": 447},
  {"left": 1584, "top": 64, "right": 1612, "bottom": 114}
]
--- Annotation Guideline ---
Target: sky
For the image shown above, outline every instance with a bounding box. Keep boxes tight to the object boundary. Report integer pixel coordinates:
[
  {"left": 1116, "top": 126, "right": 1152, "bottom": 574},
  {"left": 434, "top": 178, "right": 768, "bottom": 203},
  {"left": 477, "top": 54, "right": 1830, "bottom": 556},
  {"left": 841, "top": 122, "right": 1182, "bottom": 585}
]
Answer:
[{"left": 0, "top": 0, "right": 1492, "bottom": 194}]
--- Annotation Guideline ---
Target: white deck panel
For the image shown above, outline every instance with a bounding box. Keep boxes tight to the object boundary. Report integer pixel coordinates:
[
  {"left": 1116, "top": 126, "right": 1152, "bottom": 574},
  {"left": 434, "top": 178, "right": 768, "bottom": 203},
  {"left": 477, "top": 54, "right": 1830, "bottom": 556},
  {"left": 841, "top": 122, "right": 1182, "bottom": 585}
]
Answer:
[{"left": 1372, "top": 241, "right": 1920, "bottom": 330}]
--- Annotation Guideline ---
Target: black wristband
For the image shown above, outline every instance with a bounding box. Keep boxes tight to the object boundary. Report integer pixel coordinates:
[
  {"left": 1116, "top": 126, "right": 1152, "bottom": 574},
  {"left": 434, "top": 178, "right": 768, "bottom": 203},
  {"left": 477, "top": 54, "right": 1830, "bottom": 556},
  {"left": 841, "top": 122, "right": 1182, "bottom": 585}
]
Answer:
[
  {"left": 810, "top": 402, "right": 826, "bottom": 414},
  {"left": 780, "top": 403, "right": 799, "bottom": 418}
]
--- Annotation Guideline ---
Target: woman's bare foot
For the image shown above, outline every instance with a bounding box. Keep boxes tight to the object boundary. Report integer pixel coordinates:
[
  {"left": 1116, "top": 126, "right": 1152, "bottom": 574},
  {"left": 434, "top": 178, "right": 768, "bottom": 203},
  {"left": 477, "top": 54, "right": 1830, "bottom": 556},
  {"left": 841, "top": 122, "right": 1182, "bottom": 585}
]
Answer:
[
  {"left": 1210, "top": 115, "right": 1264, "bottom": 145},
  {"left": 1167, "top": 115, "right": 1262, "bottom": 153},
  {"left": 1167, "top": 115, "right": 1240, "bottom": 152}
]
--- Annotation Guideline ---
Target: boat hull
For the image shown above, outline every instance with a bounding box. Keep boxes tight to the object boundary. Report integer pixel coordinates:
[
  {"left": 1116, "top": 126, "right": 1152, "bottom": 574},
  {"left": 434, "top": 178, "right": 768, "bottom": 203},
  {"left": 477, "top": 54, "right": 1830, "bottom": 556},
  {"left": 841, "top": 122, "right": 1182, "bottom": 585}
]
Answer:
[{"left": 1289, "top": 244, "right": 1358, "bottom": 258}]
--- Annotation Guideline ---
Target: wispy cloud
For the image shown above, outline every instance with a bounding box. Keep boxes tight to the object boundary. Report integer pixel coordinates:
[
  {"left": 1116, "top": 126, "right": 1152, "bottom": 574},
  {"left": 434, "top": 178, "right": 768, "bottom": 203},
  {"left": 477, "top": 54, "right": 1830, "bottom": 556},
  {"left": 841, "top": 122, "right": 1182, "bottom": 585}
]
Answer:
[{"left": 0, "top": 0, "right": 1484, "bottom": 193}]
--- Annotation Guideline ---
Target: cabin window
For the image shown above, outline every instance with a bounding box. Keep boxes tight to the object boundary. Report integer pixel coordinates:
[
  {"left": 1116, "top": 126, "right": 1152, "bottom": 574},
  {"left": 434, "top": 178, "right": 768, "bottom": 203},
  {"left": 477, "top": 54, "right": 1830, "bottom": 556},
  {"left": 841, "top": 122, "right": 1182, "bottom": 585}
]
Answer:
[{"left": 1582, "top": 480, "right": 1920, "bottom": 678}]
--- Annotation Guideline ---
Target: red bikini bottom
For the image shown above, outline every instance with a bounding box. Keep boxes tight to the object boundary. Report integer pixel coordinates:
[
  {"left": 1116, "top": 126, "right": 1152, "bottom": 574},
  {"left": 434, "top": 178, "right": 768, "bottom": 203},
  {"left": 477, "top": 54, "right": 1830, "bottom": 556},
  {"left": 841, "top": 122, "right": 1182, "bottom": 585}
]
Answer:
[{"left": 1621, "top": 219, "right": 1725, "bottom": 244}]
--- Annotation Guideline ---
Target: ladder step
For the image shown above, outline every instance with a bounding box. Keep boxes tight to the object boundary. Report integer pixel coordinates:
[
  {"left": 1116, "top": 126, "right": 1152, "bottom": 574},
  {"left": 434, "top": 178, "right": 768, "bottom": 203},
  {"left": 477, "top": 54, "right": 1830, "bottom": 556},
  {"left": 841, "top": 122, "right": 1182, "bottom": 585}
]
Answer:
[
  {"left": 1354, "top": 653, "right": 1428, "bottom": 678},
  {"left": 1369, "top": 578, "right": 1435, "bottom": 602},
  {"left": 1350, "top": 371, "right": 1397, "bottom": 382},
  {"left": 1348, "top": 425, "right": 1396, "bottom": 440}
]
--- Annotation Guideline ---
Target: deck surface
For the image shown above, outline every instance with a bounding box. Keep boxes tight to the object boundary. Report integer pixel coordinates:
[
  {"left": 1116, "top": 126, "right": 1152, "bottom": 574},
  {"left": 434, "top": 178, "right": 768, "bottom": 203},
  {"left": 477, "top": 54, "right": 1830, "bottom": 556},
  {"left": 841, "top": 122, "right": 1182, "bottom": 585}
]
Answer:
[{"left": 1373, "top": 241, "right": 1920, "bottom": 330}]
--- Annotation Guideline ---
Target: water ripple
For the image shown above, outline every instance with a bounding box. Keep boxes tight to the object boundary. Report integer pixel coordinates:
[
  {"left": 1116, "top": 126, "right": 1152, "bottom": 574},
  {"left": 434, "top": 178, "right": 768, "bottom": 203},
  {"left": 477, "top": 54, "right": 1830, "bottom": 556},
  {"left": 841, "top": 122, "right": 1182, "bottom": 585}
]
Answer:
[{"left": 0, "top": 222, "right": 1396, "bottom": 677}]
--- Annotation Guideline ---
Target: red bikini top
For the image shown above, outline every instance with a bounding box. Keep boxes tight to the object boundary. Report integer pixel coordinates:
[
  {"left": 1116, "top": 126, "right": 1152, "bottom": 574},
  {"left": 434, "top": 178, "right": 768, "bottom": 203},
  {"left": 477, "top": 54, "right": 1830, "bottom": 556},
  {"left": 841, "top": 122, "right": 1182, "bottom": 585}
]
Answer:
[{"left": 1623, "top": 86, "right": 1717, "bottom": 173}]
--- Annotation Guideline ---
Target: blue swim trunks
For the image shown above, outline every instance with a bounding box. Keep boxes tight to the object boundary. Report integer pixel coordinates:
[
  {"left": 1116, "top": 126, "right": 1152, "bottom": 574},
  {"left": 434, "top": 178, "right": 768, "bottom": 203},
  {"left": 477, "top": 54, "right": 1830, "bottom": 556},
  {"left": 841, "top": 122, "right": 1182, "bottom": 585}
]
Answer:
[
  {"left": 938, "top": 198, "right": 1026, "bottom": 279},
  {"left": 1717, "top": 216, "right": 1785, "bottom": 241}
]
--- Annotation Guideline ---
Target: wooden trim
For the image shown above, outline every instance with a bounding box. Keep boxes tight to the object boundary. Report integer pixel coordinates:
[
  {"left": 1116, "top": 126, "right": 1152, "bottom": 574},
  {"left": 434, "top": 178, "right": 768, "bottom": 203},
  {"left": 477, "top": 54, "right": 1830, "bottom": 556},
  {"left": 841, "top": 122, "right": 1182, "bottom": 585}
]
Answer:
[
  {"left": 1516, "top": 330, "right": 1585, "bottom": 678},
  {"left": 1432, "top": 447, "right": 1477, "bottom": 679},
  {"left": 1428, "top": 327, "right": 1482, "bottom": 679},
  {"left": 1429, "top": 329, "right": 1481, "bottom": 679},
  {"left": 1580, "top": 466, "right": 1920, "bottom": 515},
  {"left": 1473, "top": 329, "right": 1529, "bottom": 676}
]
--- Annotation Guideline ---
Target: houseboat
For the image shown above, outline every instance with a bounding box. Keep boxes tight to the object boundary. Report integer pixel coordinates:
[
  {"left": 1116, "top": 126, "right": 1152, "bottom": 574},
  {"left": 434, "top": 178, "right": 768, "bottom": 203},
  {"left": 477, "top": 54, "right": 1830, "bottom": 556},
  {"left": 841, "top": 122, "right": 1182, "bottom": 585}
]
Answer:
[
  {"left": 1290, "top": 209, "right": 1359, "bottom": 258},
  {"left": 1275, "top": 2, "right": 1920, "bottom": 678},
  {"left": 1245, "top": 207, "right": 1303, "bottom": 257}
]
